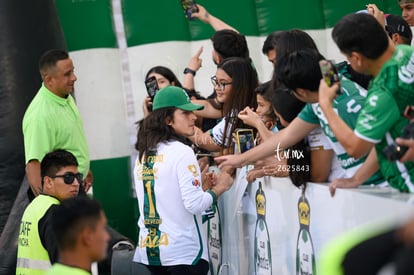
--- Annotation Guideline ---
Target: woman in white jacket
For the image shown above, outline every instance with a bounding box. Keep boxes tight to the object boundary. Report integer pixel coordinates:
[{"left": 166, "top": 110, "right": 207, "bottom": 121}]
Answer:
[{"left": 133, "top": 86, "right": 233, "bottom": 275}]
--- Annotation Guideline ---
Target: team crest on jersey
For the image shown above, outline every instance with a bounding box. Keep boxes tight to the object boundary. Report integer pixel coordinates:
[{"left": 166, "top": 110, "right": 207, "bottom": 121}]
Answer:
[
  {"left": 398, "top": 51, "right": 414, "bottom": 84},
  {"left": 187, "top": 164, "right": 199, "bottom": 177}
]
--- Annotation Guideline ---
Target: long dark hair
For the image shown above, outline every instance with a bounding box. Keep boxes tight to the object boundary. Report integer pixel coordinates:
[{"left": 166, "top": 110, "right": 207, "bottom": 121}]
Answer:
[
  {"left": 271, "top": 86, "right": 306, "bottom": 124},
  {"left": 135, "top": 107, "right": 187, "bottom": 161},
  {"left": 272, "top": 87, "right": 310, "bottom": 189},
  {"left": 217, "top": 57, "right": 258, "bottom": 147},
  {"left": 263, "top": 29, "right": 318, "bottom": 64},
  {"left": 145, "top": 66, "right": 183, "bottom": 87},
  {"left": 255, "top": 81, "right": 278, "bottom": 126},
  {"left": 276, "top": 30, "right": 317, "bottom": 59}
]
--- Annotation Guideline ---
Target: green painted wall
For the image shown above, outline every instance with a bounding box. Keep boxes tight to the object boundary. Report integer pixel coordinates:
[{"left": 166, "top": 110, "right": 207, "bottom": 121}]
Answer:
[
  {"left": 56, "top": 0, "right": 117, "bottom": 50},
  {"left": 90, "top": 156, "right": 138, "bottom": 243}
]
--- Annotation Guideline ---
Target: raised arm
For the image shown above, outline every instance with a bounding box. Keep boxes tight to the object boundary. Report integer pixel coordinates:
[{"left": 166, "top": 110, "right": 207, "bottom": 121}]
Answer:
[
  {"left": 192, "top": 4, "right": 238, "bottom": 32},
  {"left": 183, "top": 46, "right": 203, "bottom": 91},
  {"left": 329, "top": 148, "right": 380, "bottom": 196},
  {"left": 318, "top": 80, "right": 374, "bottom": 158},
  {"left": 192, "top": 99, "right": 222, "bottom": 119},
  {"left": 189, "top": 126, "right": 222, "bottom": 152}
]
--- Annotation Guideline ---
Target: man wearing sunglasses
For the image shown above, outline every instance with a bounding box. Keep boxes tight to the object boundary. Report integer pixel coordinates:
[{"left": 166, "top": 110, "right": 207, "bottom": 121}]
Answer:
[{"left": 16, "top": 149, "right": 81, "bottom": 275}]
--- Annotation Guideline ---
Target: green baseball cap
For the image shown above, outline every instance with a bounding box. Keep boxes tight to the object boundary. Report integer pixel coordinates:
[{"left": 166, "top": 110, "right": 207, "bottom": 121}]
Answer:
[{"left": 152, "top": 86, "right": 204, "bottom": 111}]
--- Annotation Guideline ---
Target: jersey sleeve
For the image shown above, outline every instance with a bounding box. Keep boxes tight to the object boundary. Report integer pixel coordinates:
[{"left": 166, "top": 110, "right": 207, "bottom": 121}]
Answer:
[
  {"left": 210, "top": 117, "right": 234, "bottom": 147},
  {"left": 298, "top": 104, "right": 320, "bottom": 125},
  {"left": 354, "top": 89, "right": 400, "bottom": 143},
  {"left": 176, "top": 146, "right": 214, "bottom": 214}
]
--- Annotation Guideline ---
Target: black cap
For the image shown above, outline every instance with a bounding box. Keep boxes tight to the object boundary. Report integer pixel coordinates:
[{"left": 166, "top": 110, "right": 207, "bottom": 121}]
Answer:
[{"left": 385, "top": 14, "right": 413, "bottom": 42}]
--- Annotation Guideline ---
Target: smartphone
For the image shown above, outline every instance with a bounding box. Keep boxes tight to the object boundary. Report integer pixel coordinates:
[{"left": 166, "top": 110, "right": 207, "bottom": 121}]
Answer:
[
  {"left": 235, "top": 128, "right": 255, "bottom": 154},
  {"left": 319, "top": 59, "right": 341, "bottom": 94},
  {"left": 180, "top": 0, "right": 199, "bottom": 20},
  {"left": 145, "top": 76, "right": 159, "bottom": 100}
]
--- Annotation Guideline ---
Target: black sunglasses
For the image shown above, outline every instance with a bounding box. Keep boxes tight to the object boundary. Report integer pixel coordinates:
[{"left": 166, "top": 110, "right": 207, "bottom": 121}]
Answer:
[{"left": 50, "top": 172, "right": 83, "bottom": 185}]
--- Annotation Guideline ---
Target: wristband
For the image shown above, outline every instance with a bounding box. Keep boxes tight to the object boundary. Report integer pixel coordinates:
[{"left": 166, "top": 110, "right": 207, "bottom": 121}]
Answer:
[
  {"left": 184, "top": 67, "right": 196, "bottom": 76},
  {"left": 207, "top": 189, "right": 217, "bottom": 205}
]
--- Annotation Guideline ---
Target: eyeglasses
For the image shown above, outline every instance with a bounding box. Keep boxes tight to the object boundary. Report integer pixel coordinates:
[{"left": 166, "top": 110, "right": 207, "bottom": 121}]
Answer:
[
  {"left": 210, "top": 76, "right": 232, "bottom": 91},
  {"left": 50, "top": 172, "right": 83, "bottom": 185}
]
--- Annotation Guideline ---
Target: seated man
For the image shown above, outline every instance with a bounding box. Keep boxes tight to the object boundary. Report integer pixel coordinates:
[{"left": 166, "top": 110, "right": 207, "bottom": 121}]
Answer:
[
  {"left": 46, "top": 196, "right": 110, "bottom": 274},
  {"left": 16, "top": 149, "right": 81, "bottom": 274}
]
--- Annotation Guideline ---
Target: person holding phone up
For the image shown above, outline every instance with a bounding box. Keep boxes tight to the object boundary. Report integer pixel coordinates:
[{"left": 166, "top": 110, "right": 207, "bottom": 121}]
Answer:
[
  {"left": 142, "top": 65, "right": 204, "bottom": 115},
  {"left": 181, "top": 2, "right": 254, "bottom": 133},
  {"left": 142, "top": 66, "right": 184, "bottom": 117},
  {"left": 215, "top": 49, "right": 386, "bottom": 189},
  {"left": 319, "top": 11, "right": 414, "bottom": 193}
]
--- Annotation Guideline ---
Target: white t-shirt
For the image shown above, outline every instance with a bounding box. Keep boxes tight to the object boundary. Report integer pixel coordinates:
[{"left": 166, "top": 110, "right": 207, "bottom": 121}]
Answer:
[
  {"left": 210, "top": 111, "right": 237, "bottom": 147},
  {"left": 133, "top": 140, "right": 214, "bottom": 266}
]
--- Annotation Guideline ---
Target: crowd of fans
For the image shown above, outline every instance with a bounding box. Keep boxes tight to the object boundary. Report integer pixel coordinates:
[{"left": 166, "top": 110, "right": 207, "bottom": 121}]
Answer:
[{"left": 14, "top": 1, "right": 414, "bottom": 275}]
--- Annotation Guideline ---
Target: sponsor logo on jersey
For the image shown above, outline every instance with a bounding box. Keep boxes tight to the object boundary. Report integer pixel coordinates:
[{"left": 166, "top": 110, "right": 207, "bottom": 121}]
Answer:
[
  {"left": 192, "top": 179, "right": 200, "bottom": 187},
  {"left": 398, "top": 51, "right": 414, "bottom": 84}
]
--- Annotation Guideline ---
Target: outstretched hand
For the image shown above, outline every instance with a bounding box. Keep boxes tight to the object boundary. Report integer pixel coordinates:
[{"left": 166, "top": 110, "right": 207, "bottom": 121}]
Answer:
[
  {"left": 329, "top": 177, "right": 361, "bottom": 197},
  {"left": 201, "top": 165, "right": 216, "bottom": 191},
  {"left": 238, "top": 107, "right": 261, "bottom": 128},
  {"left": 213, "top": 171, "right": 233, "bottom": 194},
  {"left": 215, "top": 154, "right": 243, "bottom": 169}
]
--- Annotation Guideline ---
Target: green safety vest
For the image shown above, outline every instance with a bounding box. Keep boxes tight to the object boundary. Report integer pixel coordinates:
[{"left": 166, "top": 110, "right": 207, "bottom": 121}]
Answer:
[
  {"left": 16, "top": 195, "right": 60, "bottom": 275},
  {"left": 45, "top": 263, "right": 91, "bottom": 275}
]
